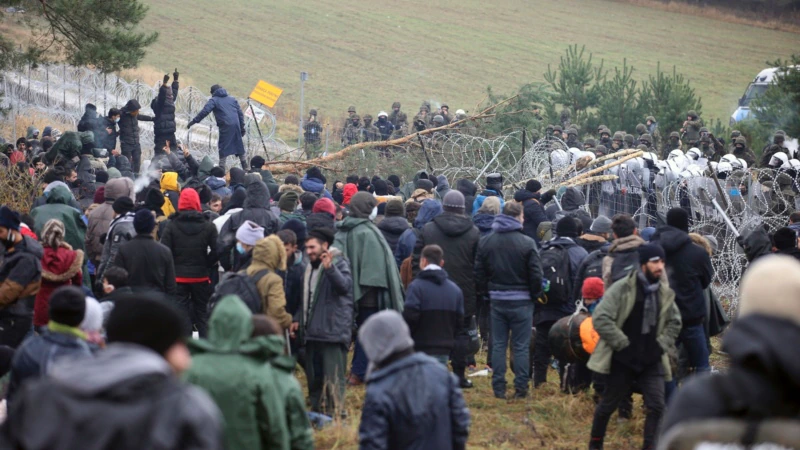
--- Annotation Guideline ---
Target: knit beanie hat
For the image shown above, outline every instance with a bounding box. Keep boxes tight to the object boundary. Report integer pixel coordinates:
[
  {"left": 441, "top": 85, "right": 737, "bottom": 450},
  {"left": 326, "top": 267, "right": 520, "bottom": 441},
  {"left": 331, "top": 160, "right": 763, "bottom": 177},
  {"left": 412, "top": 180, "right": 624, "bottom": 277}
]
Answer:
[
  {"left": 306, "top": 166, "right": 326, "bottom": 183},
  {"left": 442, "top": 190, "right": 466, "bottom": 213},
  {"left": 556, "top": 216, "right": 579, "bottom": 238},
  {"left": 278, "top": 190, "right": 299, "bottom": 212},
  {"left": 638, "top": 243, "right": 666, "bottom": 265},
  {"left": 106, "top": 294, "right": 187, "bottom": 354},
  {"left": 358, "top": 310, "right": 415, "bottom": 376},
  {"left": 49, "top": 286, "right": 87, "bottom": 327},
  {"left": 107, "top": 167, "right": 122, "bottom": 179},
  {"left": 666, "top": 207, "right": 689, "bottom": 232},
  {"left": 388, "top": 175, "right": 401, "bottom": 189},
  {"left": 93, "top": 186, "right": 106, "bottom": 204},
  {"left": 144, "top": 188, "right": 166, "bottom": 212},
  {"left": 281, "top": 219, "right": 307, "bottom": 246},
  {"left": 41, "top": 219, "right": 66, "bottom": 249},
  {"left": 385, "top": 198, "right": 405, "bottom": 217},
  {"left": 0, "top": 206, "right": 21, "bottom": 231},
  {"left": 210, "top": 166, "right": 225, "bottom": 178},
  {"left": 312, "top": 198, "right": 336, "bottom": 217},
  {"left": 582, "top": 277, "right": 605, "bottom": 300},
  {"left": 349, "top": 192, "right": 377, "bottom": 219},
  {"left": 95, "top": 170, "right": 109, "bottom": 184},
  {"left": 739, "top": 255, "right": 800, "bottom": 328},
  {"left": 415, "top": 179, "right": 434, "bottom": 193},
  {"left": 526, "top": 179, "right": 542, "bottom": 193},
  {"left": 133, "top": 209, "right": 156, "bottom": 234},
  {"left": 113, "top": 197, "right": 134, "bottom": 215},
  {"left": 235, "top": 220, "right": 265, "bottom": 246},
  {"left": 590, "top": 215, "right": 612, "bottom": 234}
]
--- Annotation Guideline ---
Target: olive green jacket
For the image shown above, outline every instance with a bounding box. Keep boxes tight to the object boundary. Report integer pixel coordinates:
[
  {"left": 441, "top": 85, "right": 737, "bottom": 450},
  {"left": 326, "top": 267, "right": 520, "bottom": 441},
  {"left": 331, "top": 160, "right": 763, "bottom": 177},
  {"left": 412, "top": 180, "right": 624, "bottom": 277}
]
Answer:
[{"left": 587, "top": 269, "right": 682, "bottom": 381}]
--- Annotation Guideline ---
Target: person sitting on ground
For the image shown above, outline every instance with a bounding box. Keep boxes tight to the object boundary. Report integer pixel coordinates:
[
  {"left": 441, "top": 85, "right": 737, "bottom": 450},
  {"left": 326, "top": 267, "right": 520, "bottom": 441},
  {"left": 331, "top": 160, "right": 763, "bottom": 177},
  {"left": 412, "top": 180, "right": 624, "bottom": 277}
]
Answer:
[{"left": 357, "top": 310, "right": 470, "bottom": 450}]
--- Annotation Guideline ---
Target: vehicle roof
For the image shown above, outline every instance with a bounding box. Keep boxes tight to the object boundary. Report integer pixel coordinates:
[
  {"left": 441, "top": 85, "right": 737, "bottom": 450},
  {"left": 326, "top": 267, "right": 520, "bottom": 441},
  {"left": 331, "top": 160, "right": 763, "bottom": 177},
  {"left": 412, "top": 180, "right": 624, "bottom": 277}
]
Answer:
[{"left": 752, "top": 66, "right": 799, "bottom": 84}]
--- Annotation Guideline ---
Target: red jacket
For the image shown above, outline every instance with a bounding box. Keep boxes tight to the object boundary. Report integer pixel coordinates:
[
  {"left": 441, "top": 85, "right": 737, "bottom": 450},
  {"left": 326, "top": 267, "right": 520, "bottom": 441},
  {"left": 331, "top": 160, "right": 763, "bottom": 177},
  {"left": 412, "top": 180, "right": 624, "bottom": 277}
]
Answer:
[{"left": 34, "top": 245, "right": 84, "bottom": 327}]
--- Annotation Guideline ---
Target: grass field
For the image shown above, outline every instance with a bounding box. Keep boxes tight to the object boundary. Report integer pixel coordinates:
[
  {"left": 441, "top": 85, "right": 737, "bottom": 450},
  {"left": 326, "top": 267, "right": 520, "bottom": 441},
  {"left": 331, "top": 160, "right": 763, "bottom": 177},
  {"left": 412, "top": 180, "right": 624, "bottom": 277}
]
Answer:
[
  {"left": 138, "top": 0, "right": 800, "bottom": 130},
  {"left": 309, "top": 339, "right": 729, "bottom": 449}
]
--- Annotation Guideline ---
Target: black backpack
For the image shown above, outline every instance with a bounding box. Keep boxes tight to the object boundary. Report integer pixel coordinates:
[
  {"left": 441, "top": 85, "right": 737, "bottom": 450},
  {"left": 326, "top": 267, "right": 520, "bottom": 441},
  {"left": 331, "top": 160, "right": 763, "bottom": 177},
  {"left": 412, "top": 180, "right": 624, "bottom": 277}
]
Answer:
[
  {"left": 538, "top": 242, "right": 573, "bottom": 307},
  {"left": 582, "top": 249, "right": 607, "bottom": 281},
  {"left": 209, "top": 269, "right": 270, "bottom": 314}
]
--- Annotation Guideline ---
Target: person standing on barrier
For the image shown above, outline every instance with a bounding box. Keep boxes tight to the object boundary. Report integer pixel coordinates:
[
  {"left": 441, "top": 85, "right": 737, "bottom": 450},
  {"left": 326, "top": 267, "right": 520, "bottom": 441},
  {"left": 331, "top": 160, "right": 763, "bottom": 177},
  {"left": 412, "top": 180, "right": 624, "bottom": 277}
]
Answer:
[
  {"left": 118, "top": 99, "right": 153, "bottom": 175},
  {"left": 188, "top": 84, "right": 247, "bottom": 171},
  {"left": 152, "top": 69, "right": 180, "bottom": 155}
]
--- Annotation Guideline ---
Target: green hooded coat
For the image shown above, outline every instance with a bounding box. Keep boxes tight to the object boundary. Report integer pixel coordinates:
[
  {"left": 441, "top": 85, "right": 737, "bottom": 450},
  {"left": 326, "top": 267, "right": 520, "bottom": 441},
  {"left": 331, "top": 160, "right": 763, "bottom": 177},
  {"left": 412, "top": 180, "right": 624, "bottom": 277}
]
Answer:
[
  {"left": 184, "top": 296, "right": 313, "bottom": 450},
  {"left": 31, "top": 186, "right": 87, "bottom": 253},
  {"left": 333, "top": 217, "right": 404, "bottom": 311}
]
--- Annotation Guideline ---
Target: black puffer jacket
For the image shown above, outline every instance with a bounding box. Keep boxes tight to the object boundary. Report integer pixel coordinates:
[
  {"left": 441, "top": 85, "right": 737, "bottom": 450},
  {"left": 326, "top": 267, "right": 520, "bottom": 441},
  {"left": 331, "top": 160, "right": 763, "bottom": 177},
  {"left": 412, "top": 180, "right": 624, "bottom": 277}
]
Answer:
[
  {"left": 117, "top": 100, "right": 153, "bottom": 152},
  {"left": 475, "top": 214, "right": 543, "bottom": 302},
  {"left": 414, "top": 213, "right": 480, "bottom": 317},
  {"left": 77, "top": 104, "right": 107, "bottom": 148},
  {"left": 160, "top": 211, "right": 218, "bottom": 279},
  {"left": 662, "top": 315, "right": 800, "bottom": 434},
  {"left": 217, "top": 179, "right": 279, "bottom": 271},
  {"left": 457, "top": 179, "right": 477, "bottom": 216},
  {"left": 112, "top": 235, "right": 176, "bottom": 296},
  {"left": 651, "top": 225, "right": 713, "bottom": 325},
  {"left": 514, "top": 189, "right": 548, "bottom": 242},
  {"left": 377, "top": 216, "right": 409, "bottom": 255},
  {"left": 151, "top": 81, "right": 179, "bottom": 138}
]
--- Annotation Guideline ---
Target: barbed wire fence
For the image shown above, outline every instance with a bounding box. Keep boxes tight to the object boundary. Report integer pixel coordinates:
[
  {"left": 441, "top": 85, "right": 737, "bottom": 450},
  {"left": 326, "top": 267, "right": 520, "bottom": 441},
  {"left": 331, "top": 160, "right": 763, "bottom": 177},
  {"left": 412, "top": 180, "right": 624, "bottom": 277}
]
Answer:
[{"left": 0, "top": 64, "right": 290, "bottom": 163}]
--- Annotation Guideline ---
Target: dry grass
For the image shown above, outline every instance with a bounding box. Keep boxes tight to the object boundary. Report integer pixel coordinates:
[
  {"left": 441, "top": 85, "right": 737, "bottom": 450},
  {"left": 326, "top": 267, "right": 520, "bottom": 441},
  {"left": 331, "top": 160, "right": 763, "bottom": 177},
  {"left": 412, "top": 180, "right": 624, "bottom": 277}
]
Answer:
[
  {"left": 307, "top": 339, "right": 728, "bottom": 449},
  {"left": 611, "top": 0, "right": 800, "bottom": 34},
  {"left": 0, "top": 112, "right": 74, "bottom": 142}
]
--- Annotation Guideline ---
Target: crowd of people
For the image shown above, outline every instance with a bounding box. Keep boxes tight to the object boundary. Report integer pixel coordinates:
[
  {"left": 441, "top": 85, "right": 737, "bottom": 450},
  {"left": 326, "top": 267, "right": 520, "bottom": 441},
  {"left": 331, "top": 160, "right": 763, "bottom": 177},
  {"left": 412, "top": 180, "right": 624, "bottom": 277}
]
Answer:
[{"left": 0, "top": 88, "right": 799, "bottom": 449}]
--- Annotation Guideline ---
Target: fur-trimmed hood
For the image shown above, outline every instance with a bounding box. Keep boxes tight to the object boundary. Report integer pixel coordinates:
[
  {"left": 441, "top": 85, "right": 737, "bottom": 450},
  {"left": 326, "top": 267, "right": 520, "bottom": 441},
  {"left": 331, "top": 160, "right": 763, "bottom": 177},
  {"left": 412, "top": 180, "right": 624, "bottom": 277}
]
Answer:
[
  {"left": 689, "top": 232, "right": 713, "bottom": 256},
  {"left": 41, "top": 245, "right": 84, "bottom": 283},
  {"left": 278, "top": 184, "right": 304, "bottom": 196}
]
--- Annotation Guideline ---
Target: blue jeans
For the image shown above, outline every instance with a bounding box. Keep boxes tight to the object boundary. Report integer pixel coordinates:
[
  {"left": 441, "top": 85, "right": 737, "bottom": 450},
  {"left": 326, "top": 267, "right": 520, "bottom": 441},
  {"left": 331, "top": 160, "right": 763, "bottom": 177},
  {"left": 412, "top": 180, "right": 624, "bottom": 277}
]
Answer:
[
  {"left": 490, "top": 301, "right": 533, "bottom": 395},
  {"left": 677, "top": 323, "right": 710, "bottom": 374},
  {"left": 351, "top": 306, "right": 379, "bottom": 380}
]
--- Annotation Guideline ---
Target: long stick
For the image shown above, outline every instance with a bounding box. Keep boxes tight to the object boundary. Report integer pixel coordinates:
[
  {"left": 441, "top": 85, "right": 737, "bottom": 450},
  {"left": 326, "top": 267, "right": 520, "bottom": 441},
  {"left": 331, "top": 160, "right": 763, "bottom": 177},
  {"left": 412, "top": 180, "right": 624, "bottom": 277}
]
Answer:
[
  {"left": 248, "top": 100, "right": 271, "bottom": 161},
  {"left": 703, "top": 188, "right": 739, "bottom": 237},
  {"left": 418, "top": 135, "right": 433, "bottom": 174},
  {"left": 563, "top": 152, "right": 643, "bottom": 185}
]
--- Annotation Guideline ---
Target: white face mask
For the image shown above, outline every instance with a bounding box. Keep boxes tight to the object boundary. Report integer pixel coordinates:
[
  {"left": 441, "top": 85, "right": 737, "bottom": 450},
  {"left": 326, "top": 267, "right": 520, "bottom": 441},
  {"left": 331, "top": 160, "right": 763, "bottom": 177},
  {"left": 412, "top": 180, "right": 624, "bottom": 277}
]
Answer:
[{"left": 369, "top": 206, "right": 378, "bottom": 222}]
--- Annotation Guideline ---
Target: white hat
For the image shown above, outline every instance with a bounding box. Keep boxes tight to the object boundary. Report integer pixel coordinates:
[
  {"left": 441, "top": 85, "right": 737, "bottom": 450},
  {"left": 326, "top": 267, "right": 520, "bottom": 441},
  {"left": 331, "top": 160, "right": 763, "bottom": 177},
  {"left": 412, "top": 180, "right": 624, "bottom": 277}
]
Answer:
[
  {"left": 455, "top": 109, "right": 465, "bottom": 115},
  {"left": 378, "top": 111, "right": 388, "bottom": 118}
]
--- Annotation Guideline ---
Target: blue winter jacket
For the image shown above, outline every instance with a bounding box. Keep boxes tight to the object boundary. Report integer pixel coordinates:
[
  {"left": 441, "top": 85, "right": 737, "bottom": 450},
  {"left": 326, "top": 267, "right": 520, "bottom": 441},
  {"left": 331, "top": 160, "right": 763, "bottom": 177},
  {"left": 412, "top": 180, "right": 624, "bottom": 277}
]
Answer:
[
  {"left": 472, "top": 189, "right": 505, "bottom": 216},
  {"left": 300, "top": 176, "right": 333, "bottom": 200},
  {"left": 7, "top": 329, "right": 93, "bottom": 402},
  {"left": 395, "top": 200, "right": 442, "bottom": 267},
  {"left": 358, "top": 352, "right": 470, "bottom": 450},
  {"left": 205, "top": 176, "right": 232, "bottom": 197},
  {"left": 189, "top": 88, "right": 245, "bottom": 157}
]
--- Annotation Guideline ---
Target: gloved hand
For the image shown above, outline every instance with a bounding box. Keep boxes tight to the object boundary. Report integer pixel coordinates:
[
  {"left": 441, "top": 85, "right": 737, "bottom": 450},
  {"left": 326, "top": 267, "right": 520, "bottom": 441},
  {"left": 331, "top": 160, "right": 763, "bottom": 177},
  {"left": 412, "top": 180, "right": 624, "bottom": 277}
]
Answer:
[
  {"left": 173, "top": 68, "right": 179, "bottom": 81},
  {"left": 241, "top": 128, "right": 246, "bottom": 137},
  {"left": 187, "top": 121, "right": 195, "bottom": 129},
  {"left": 163, "top": 74, "right": 169, "bottom": 85}
]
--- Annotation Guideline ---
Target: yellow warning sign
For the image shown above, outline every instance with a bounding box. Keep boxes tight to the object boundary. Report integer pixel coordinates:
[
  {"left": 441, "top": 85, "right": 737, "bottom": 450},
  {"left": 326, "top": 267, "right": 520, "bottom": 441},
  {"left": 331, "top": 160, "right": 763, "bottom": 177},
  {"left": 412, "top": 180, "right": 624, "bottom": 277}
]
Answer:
[{"left": 249, "top": 80, "right": 283, "bottom": 108}]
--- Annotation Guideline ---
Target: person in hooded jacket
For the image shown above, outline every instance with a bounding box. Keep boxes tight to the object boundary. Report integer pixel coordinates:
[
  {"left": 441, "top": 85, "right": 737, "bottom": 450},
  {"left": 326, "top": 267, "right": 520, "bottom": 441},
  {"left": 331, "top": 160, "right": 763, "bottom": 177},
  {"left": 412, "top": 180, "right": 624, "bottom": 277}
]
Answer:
[
  {"left": 3, "top": 294, "right": 223, "bottom": 450},
  {"left": 246, "top": 235, "right": 294, "bottom": 329},
  {"left": 297, "top": 228, "right": 354, "bottom": 417},
  {"left": 228, "top": 167, "right": 247, "bottom": 194},
  {"left": 161, "top": 188, "right": 219, "bottom": 338},
  {"left": 476, "top": 202, "right": 543, "bottom": 399},
  {"left": 472, "top": 197, "right": 500, "bottom": 237},
  {"left": 7, "top": 286, "right": 93, "bottom": 403},
  {"left": 85, "top": 177, "right": 134, "bottom": 269},
  {"left": 217, "top": 178, "right": 279, "bottom": 271},
  {"left": 300, "top": 166, "right": 333, "bottom": 200},
  {"left": 411, "top": 191, "right": 479, "bottom": 388},
  {"left": 204, "top": 166, "right": 231, "bottom": 197},
  {"left": 0, "top": 206, "right": 43, "bottom": 348},
  {"left": 576, "top": 215, "right": 612, "bottom": 254},
  {"left": 395, "top": 199, "right": 442, "bottom": 268},
  {"left": 378, "top": 199, "right": 409, "bottom": 255},
  {"left": 514, "top": 180, "right": 554, "bottom": 243},
  {"left": 152, "top": 70, "right": 180, "bottom": 153},
  {"left": 33, "top": 220, "right": 84, "bottom": 328},
  {"left": 650, "top": 207, "right": 713, "bottom": 374},
  {"left": 472, "top": 173, "right": 505, "bottom": 215},
  {"left": 358, "top": 310, "right": 470, "bottom": 450},
  {"left": 96, "top": 197, "right": 136, "bottom": 286},
  {"left": 160, "top": 172, "right": 180, "bottom": 216},
  {"left": 118, "top": 99, "right": 153, "bottom": 175},
  {"left": 333, "top": 192, "right": 405, "bottom": 386},
  {"left": 188, "top": 85, "right": 247, "bottom": 171},
  {"left": 185, "top": 295, "right": 313, "bottom": 450},
  {"left": 77, "top": 104, "right": 108, "bottom": 150},
  {"left": 661, "top": 255, "right": 800, "bottom": 443},
  {"left": 771, "top": 227, "right": 800, "bottom": 261},
  {"left": 436, "top": 175, "right": 452, "bottom": 199},
  {"left": 398, "top": 171, "right": 429, "bottom": 201},
  {"left": 31, "top": 185, "right": 88, "bottom": 286}
]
